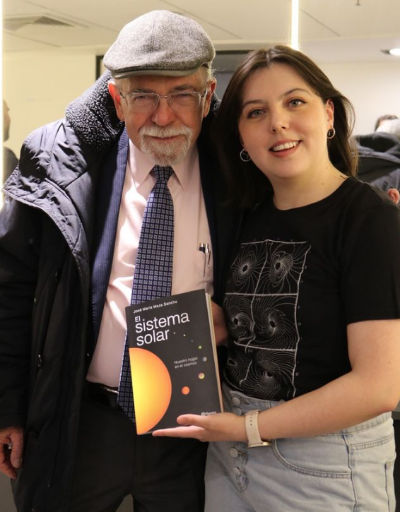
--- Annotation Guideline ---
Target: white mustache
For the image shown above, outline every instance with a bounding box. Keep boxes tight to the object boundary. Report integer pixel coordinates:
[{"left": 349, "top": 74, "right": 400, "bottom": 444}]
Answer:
[{"left": 140, "top": 125, "right": 192, "bottom": 138}]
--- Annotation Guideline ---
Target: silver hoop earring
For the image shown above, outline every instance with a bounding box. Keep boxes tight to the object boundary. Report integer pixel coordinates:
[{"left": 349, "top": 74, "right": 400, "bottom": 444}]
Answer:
[
  {"left": 240, "top": 149, "right": 251, "bottom": 162},
  {"left": 327, "top": 127, "right": 336, "bottom": 139}
]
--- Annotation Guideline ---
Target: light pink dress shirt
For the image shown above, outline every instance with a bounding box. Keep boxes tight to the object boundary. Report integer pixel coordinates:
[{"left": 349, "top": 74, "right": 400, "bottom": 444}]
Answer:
[{"left": 87, "top": 141, "right": 213, "bottom": 387}]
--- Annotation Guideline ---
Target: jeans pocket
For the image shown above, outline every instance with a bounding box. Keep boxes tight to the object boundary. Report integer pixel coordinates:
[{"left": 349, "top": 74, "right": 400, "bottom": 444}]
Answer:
[
  {"left": 385, "top": 456, "right": 396, "bottom": 512},
  {"left": 273, "top": 434, "right": 352, "bottom": 478},
  {"left": 345, "top": 417, "right": 396, "bottom": 511}
]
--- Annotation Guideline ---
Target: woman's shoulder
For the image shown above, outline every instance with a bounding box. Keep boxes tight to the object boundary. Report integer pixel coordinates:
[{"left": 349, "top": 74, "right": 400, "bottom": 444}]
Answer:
[{"left": 341, "top": 177, "right": 398, "bottom": 211}]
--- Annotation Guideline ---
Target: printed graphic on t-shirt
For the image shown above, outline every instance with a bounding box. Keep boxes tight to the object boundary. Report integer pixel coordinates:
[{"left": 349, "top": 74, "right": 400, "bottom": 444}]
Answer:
[{"left": 224, "top": 239, "right": 310, "bottom": 400}]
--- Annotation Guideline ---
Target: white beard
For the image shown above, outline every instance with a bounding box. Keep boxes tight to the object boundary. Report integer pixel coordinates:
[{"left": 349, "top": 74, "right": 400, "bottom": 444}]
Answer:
[{"left": 138, "top": 125, "right": 194, "bottom": 166}]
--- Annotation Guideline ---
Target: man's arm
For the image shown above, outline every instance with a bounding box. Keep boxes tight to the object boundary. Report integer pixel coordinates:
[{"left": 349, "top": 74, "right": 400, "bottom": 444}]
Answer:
[{"left": 0, "top": 197, "right": 40, "bottom": 475}]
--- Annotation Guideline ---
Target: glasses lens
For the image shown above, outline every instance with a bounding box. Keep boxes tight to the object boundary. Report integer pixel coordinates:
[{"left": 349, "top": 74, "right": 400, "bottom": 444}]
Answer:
[
  {"left": 128, "top": 93, "right": 158, "bottom": 112},
  {"left": 169, "top": 92, "right": 201, "bottom": 110}
]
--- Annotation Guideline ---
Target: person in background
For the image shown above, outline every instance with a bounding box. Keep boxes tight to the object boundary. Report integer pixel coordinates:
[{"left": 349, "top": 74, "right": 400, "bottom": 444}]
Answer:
[
  {"left": 374, "top": 114, "right": 398, "bottom": 131},
  {"left": 356, "top": 118, "right": 400, "bottom": 198},
  {"left": 154, "top": 45, "right": 400, "bottom": 512},
  {"left": 0, "top": 10, "right": 235, "bottom": 512},
  {"left": 3, "top": 100, "right": 18, "bottom": 184}
]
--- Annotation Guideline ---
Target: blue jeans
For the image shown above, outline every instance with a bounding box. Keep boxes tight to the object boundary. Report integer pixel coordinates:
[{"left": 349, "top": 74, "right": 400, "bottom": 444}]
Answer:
[{"left": 205, "top": 384, "right": 396, "bottom": 512}]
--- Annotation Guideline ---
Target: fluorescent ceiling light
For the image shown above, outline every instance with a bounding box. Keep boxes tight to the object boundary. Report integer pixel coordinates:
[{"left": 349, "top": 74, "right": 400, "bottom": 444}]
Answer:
[
  {"left": 291, "top": 0, "right": 299, "bottom": 50},
  {"left": 382, "top": 48, "right": 400, "bottom": 56}
]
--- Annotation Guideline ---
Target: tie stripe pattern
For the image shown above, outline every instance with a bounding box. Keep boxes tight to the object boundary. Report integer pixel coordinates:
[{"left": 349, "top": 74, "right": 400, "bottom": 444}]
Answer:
[{"left": 117, "top": 166, "right": 174, "bottom": 420}]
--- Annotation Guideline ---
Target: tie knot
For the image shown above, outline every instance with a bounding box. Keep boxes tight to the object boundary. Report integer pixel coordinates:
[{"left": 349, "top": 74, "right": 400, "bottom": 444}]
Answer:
[{"left": 151, "top": 166, "right": 174, "bottom": 183}]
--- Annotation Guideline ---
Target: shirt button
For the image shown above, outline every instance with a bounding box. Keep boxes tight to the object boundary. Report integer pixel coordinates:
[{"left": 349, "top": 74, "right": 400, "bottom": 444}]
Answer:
[
  {"left": 232, "top": 407, "right": 242, "bottom": 416},
  {"left": 232, "top": 396, "right": 241, "bottom": 406},
  {"left": 233, "top": 467, "right": 241, "bottom": 476},
  {"left": 229, "top": 447, "right": 239, "bottom": 458}
]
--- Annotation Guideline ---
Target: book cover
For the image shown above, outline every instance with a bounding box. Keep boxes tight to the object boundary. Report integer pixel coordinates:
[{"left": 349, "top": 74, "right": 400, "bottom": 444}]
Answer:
[{"left": 126, "top": 289, "right": 223, "bottom": 434}]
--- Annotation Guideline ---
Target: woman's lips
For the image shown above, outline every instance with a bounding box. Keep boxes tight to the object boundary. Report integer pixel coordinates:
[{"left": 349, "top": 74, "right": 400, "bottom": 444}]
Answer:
[{"left": 270, "top": 140, "right": 300, "bottom": 152}]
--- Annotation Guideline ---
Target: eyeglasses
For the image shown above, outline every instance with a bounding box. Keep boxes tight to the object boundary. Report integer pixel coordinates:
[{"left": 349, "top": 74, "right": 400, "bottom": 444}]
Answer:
[{"left": 118, "top": 89, "right": 208, "bottom": 114}]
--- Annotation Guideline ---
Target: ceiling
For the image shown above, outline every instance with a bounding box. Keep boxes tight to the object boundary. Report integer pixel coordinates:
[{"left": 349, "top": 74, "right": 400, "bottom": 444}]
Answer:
[{"left": 3, "top": 0, "right": 400, "bottom": 67}]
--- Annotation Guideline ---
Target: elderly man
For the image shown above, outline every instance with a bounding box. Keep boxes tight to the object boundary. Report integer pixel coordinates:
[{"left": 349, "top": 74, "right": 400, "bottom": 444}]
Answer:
[{"left": 0, "top": 11, "right": 233, "bottom": 512}]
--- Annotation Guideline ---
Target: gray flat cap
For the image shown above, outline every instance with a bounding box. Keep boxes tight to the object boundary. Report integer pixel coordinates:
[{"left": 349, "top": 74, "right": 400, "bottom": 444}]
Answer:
[{"left": 103, "top": 10, "right": 215, "bottom": 79}]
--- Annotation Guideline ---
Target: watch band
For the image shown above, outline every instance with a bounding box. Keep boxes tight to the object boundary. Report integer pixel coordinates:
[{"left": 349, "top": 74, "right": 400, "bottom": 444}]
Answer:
[{"left": 245, "top": 410, "right": 272, "bottom": 448}]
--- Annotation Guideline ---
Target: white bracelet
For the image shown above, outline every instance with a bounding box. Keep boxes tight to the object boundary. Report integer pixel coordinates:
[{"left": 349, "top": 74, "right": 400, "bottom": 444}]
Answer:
[{"left": 245, "top": 410, "right": 272, "bottom": 448}]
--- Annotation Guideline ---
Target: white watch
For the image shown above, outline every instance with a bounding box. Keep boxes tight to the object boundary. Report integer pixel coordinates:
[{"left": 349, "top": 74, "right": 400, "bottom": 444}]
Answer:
[{"left": 245, "top": 410, "right": 272, "bottom": 448}]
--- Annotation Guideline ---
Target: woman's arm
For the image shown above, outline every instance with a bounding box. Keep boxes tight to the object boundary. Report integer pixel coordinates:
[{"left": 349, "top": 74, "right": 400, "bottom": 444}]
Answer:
[{"left": 153, "top": 318, "right": 400, "bottom": 442}]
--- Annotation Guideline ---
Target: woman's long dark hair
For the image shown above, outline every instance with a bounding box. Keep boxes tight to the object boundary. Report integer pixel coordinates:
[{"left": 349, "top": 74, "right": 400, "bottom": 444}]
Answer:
[{"left": 213, "top": 45, "right": 358, "bottom": 208}]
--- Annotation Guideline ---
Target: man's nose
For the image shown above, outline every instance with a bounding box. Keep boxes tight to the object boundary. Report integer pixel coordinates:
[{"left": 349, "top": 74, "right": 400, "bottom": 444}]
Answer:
[{"left": 151, "top": 97, "right": 177, "bottom": 126}]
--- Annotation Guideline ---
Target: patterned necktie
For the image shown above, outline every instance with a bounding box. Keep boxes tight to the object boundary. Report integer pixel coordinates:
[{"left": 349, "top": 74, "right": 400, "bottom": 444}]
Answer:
[{"left": 117, "top": 166, "right": 174, "bottom": 420}]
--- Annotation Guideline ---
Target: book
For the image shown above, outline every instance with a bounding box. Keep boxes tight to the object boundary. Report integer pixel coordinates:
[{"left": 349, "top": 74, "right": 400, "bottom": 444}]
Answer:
[{"left": 126, "top": 289, "right": 223, "bottom": 434}]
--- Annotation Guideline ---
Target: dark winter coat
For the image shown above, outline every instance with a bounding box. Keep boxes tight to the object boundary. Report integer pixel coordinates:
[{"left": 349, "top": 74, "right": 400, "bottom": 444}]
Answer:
[
  {"left": 355, "top": 132, "right": 400, "bottom": 192},
  {"left": 0, "top": 71, "right": 233, "bottom": 512}
]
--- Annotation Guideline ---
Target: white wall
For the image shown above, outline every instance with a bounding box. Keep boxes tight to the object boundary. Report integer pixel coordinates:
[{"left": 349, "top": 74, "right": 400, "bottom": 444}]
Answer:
[
  {"left": 3, "top": 51, "right": 97, "bottom": 160},
  {"left": 320, "top": 61, "right": 400, "bottom": 135}
]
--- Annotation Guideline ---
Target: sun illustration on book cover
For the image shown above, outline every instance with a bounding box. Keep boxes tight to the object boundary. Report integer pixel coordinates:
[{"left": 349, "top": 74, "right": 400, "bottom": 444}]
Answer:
[
  {"left": 129, "top": 339, "right": 211, "bottom": 434},
  {"left": 129, "top": 348, "right": 172, "bottom": 434}
]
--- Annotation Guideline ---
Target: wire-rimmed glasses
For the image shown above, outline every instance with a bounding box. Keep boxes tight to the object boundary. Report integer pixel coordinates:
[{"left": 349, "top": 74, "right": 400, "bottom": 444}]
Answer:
[{"left": 118, "top": 90, "right": 208, "bottom": 113}]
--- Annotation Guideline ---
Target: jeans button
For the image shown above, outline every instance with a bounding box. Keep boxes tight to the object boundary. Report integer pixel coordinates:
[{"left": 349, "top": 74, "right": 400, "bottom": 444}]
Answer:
[{"left": 229, "top": 447, "right": 239, "bottom": 458}]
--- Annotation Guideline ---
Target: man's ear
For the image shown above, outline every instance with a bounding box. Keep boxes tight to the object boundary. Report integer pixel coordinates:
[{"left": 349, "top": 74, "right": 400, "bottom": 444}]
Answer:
[
  {"left": 203, "top": 79, "right": 217, "bottom": 118},
  {"left": 108, "top": 81, "right": 125, "bottom": 122}
]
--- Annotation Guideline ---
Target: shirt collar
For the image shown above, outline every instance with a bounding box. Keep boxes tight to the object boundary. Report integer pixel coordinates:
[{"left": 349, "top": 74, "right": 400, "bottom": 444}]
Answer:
[{"left": 128, "top": 140, "right": 198, "bottom": 191}]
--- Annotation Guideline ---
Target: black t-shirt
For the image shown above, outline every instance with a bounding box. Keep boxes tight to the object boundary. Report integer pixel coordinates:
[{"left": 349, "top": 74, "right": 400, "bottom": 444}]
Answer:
[{"left": 223, "top": 178, "right": 400, "bottom": 401}]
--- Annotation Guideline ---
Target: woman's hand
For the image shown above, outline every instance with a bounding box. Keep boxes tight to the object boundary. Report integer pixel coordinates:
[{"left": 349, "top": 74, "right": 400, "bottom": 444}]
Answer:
[{"left": 152, "top": 412, "right": 247, "bottom": 442}]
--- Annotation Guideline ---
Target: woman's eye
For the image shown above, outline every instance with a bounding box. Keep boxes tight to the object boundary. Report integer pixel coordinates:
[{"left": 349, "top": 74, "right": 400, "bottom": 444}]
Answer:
[
  {"left": 289, "top": 99, "right": 304, "bottom": 107},
  {"left": 247, "top": 108, "right": 265, "bottom": 118}
]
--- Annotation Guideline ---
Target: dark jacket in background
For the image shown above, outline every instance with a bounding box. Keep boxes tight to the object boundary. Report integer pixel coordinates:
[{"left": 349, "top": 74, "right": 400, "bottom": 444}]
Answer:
[
  {"left": 3, "top": 146, "right": 18, "bottom": 183},
  {"left": 0, "top": 71, "right": 234, "bottom": 512},
  {"left": 355, "top": 132, "right": 400, "bottom": 191}
]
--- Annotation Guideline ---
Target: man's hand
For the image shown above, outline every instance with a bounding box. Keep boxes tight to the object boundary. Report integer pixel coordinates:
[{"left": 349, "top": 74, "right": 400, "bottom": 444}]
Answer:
[
  {"left": 211, "top": 301, "right": 229, "bottom": 346},
  {"left": 0, "top": 427, "right": 24, "bottom": 479},
  {"left": 387, "top": 188, "right": 400, "bottom": 205}
]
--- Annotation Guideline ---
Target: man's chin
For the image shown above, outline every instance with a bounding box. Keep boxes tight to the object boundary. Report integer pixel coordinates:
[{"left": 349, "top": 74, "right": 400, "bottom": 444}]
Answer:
[
  {"left": 142, "top": 151, "right": 182, "bottom": 167},
  {"left": 141, "top": 143, "right": 191, "bottom": 167},
  {"left": 151, "top": 156, "right": 182, "bottom": 166}
]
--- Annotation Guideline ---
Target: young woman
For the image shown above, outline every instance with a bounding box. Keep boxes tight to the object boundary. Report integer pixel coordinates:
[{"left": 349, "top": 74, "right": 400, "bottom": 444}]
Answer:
[{"left": 154, "top": 46, "right": 400, "bottom": 511}]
